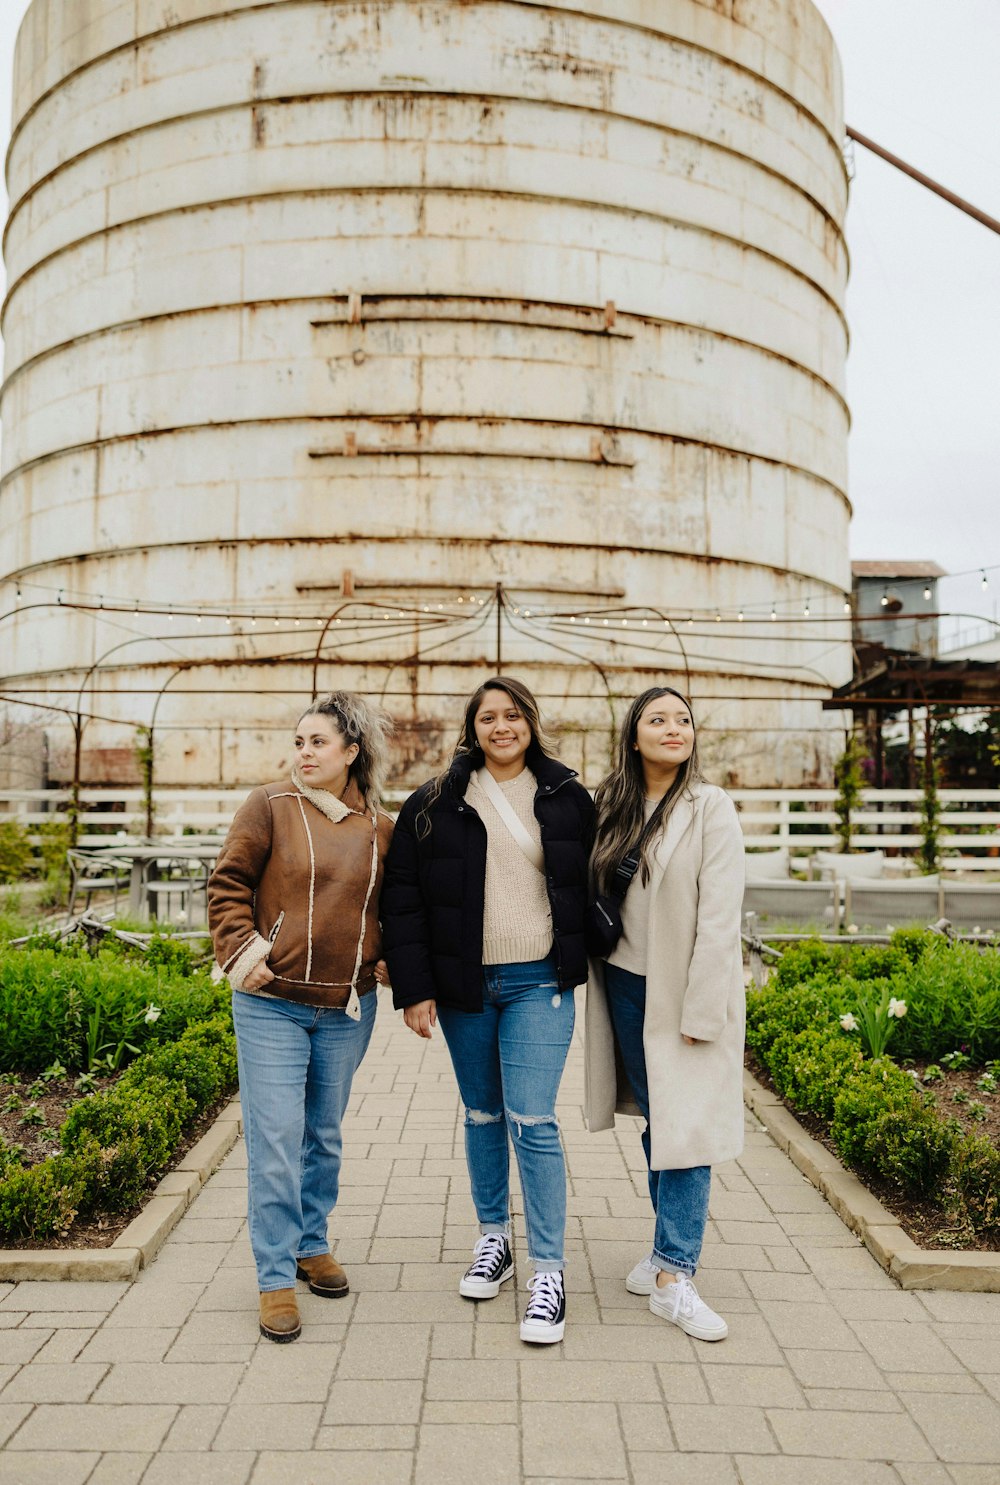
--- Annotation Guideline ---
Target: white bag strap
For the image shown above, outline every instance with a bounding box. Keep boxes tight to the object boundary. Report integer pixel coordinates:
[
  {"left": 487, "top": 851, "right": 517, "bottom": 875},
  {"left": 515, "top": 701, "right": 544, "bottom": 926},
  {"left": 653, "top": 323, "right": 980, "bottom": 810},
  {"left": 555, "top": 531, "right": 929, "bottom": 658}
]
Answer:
[{"left": 475, "top": 768, "right": 545, "bottom": 873}]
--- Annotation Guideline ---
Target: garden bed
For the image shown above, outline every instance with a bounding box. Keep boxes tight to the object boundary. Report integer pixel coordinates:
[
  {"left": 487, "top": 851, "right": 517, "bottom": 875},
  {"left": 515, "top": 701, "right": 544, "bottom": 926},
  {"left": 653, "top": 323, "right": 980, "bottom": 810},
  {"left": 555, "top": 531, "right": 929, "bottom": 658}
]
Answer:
[
  {"left": 746, "top": 930, "right": 1000, "bottom": 1252},
  {"left": 0, "top": 929, "right": 238, "bottom": 1250}
]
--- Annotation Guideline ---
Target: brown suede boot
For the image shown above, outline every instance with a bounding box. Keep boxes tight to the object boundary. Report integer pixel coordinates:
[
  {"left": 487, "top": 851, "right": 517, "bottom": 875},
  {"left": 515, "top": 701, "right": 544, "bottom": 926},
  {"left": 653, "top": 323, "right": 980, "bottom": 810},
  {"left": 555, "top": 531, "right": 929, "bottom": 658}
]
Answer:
[
  {"left": 296, "top": 1252, "right": 349, "bottom": 1298},
  {"left": 259, "top": 1288, "right": 301, "bottom": 1342}
]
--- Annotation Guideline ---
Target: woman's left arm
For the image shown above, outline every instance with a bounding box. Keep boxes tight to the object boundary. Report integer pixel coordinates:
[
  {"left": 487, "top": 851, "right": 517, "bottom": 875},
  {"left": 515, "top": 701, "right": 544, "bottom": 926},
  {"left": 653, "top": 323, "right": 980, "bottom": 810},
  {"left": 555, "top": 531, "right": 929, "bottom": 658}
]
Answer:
[{"left": 679, "top": 791, "right": 746, "bottom": 1044}]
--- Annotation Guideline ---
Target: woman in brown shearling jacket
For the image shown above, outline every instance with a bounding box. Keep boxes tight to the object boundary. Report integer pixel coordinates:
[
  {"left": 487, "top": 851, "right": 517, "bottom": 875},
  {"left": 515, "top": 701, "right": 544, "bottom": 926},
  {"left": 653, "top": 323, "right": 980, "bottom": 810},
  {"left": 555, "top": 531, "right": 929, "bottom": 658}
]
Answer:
[{"left": 209, "top": 692, "right": 393, "bottom": 1343}]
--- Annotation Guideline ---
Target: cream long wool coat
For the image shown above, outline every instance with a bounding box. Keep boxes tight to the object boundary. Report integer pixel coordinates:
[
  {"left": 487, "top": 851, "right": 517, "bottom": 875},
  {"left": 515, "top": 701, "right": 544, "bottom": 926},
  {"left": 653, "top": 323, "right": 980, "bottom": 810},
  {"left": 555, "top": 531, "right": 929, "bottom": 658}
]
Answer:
[{"left": 584, "top": 781, "right": 747, "bottom": 1170}]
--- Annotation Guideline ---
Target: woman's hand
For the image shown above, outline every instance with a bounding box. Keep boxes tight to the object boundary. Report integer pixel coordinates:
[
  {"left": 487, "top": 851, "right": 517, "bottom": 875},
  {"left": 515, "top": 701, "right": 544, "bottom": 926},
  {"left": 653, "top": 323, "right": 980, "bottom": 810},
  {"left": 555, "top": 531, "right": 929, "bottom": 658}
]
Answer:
[
  {"left": 403, "top": 1000, "right": 437, "bottom": 1038},
  {"left": 374, "top": 959, "right": 390, "bottom": 987},
  {"left": 243, "top": 961, "right": 276, "bottom": 992},
  {"left": 682, "top": 1034, "right": 704, "bottom": 1046}
]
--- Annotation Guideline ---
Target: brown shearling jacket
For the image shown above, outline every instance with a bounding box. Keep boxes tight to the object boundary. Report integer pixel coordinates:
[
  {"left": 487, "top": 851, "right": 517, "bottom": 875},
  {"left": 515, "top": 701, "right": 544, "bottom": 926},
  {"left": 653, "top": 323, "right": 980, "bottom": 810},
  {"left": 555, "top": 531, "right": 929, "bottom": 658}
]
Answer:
[{"left": 208, "top": 771, "right": 394, "bottom": 1014}]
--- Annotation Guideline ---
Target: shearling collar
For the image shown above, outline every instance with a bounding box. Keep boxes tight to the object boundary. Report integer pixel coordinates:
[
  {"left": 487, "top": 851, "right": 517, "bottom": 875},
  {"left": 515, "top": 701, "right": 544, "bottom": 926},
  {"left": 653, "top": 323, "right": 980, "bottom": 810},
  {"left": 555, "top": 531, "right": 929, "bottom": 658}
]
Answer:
[{"left": 291, "top": 767, "right": 367, "bottom": 823}]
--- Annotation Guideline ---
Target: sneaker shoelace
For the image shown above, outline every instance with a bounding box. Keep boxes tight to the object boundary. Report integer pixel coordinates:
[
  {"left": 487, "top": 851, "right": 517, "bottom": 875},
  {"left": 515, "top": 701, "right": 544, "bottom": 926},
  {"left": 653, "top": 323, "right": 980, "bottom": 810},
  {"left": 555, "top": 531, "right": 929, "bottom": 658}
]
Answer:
[
  {"left": 665, "top": 1274, "right": 699, "bottom": 1320},
  {"left": 467, "top": 1233, "right": 507, "bottom": 1277},
  {"left": 525, "top": 1272, "right": 563, "bottom": 1320}
]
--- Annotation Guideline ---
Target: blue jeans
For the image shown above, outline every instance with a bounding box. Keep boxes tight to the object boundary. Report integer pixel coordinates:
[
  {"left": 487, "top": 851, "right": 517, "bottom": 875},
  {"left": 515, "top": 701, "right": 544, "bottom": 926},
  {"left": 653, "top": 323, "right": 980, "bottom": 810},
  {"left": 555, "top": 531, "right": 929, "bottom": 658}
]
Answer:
[
  {"left": 232, "top": 989, "right": 376, "bottom": 1291},
  {"left": 603, "top": 963, "right": 711, "bottom": 1276},
  {"left": 437, "top": 954, "right": 574, "bottom": 1273}
]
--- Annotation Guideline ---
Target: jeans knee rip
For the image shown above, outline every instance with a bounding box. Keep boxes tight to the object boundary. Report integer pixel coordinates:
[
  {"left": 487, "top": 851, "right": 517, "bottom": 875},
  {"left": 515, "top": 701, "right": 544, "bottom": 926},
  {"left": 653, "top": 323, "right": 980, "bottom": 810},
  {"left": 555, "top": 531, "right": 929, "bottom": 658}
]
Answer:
[
  {"left": 507, "top": 1108, "right": 558, "bottom": 1139},
  {"left": 465, "top": 1107, "right": 503, "bottom": 1126}
]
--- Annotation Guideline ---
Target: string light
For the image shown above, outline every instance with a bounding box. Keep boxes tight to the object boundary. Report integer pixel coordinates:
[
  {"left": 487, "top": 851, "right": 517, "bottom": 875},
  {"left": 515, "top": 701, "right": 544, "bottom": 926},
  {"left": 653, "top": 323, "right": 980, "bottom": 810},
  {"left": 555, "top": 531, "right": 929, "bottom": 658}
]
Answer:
[
  {"left": 803, "top": 600, "right": 810, "bottom": 617},
  {"left": 982, "top": 571, "right": 989, "bottom": 590},
  {"left": 923, "top": 586, "right": 931, "bottom": 600},
  {"left": 770, "top": 605, "right": 777, "bottom": 621},
  {"left": 880, "top": 591, "right": 889, "bottom": 607},
  {"left": 737, "top": 610, "right": 744, "bottom": 622},
  {"left": 843, "top": 600, "right": 851, "bottom": 612}
]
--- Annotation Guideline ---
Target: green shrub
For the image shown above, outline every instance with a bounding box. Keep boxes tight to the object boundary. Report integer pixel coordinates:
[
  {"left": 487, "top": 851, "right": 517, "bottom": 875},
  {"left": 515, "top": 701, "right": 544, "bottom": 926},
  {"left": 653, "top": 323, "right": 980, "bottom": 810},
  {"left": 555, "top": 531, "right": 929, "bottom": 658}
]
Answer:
[
  {"left": 767, "top": 1026, "right": 864, "bottom": 1121},
  {"left": 61, "top": 1073, "right": 194, "bottom": 1212},
  {"left": 122, "top": 1013, "right": 237, "bottom": 1111},
  {"left": 0, "top": 946, "right": 226, "bottom": 1073},
  {"left": 0, "top": 1145, "right": 104, "bottom": 1240},
  {"left": 884, "top": 939, "right": 1000, "bottom": 1063},
  {"left": 830, "top": 1060, "right": 957, "bottom": 1200},
  {"left": 950, "top": 1134, "right": 1000, "bottom": 1238},
  {"left": 0, "top": 822, "right": 32, "bottom": 885}
]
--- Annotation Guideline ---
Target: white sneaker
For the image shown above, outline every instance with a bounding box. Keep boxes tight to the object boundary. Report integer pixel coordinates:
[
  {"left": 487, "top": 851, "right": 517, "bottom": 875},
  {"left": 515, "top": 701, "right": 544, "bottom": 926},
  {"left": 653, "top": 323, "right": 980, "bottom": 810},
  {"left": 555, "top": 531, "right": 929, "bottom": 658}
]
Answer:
[
  {"left": 625, "top": 1254, "right": 659, "bottom": 1295},
  {"left": 649, "top": 1274, "right": 728, "bottom": 1341}
]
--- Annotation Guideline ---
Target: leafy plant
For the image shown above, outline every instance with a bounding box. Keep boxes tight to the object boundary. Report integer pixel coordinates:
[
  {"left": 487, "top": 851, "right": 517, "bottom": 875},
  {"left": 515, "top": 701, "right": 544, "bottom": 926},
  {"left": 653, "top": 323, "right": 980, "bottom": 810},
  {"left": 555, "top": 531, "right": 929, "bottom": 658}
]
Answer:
[
  {"left": 0, "top": 821, "right": 32, "bottom": 885},
  {"left": 922, "top": 1064, "right": 944, "bottom": 1084},
  {"left": 839, "top": 984, "right": 907, "bottom": 1059},
  {"left": 942, "top": 1049, "right": 973, "bottom": 1071},
  {"left": 18, "top": 1104, "right": 46, "bottom": 1128},
  {"left": 833, "top": 734, "right": 867, "bottom": 853},
  {"left": 919, "top": 738, "right": 942, "bottom": 874}
]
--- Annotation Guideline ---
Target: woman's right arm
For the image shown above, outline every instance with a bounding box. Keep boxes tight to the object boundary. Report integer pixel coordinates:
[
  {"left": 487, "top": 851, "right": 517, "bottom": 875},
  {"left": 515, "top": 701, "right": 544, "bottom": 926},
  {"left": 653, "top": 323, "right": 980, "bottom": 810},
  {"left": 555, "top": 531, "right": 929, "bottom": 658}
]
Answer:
[
  {"left": 208, "top": 788, "right": 276, "bottom": 991},
  {"left": 380, "top": 795, "right": 438, "bottom": 1029}
]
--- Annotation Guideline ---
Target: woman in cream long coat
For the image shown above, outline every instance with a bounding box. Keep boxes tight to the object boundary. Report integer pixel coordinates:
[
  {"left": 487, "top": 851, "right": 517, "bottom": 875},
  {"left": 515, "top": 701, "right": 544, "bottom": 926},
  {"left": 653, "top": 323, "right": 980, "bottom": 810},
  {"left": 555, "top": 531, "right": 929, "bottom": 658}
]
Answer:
[{"left": 585, "top": 686, "right": 745, "bottom": 1341}]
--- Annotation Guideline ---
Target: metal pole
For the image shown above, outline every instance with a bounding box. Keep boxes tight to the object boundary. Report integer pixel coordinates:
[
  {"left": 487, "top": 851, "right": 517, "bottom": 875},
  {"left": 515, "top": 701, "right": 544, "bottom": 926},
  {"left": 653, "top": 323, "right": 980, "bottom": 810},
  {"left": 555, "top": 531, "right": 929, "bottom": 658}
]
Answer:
[{"left": 848, "top": 127, "right": 1000, "bottom": 237}]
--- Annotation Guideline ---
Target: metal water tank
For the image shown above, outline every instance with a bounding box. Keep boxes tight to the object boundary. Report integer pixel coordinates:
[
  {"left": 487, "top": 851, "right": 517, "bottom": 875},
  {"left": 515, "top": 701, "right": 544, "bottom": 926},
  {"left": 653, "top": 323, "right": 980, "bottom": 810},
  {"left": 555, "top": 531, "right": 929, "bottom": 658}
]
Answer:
[{"left": 1, "top": 0, "right": 850, "bottom": 786}]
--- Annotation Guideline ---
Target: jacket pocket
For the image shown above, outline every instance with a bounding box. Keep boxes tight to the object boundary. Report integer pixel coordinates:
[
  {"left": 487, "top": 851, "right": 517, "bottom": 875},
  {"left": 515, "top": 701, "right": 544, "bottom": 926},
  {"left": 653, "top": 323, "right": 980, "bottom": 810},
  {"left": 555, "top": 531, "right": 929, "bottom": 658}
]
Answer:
[{"left": 269, "top": 911, "right": 285, "bottom": 944}]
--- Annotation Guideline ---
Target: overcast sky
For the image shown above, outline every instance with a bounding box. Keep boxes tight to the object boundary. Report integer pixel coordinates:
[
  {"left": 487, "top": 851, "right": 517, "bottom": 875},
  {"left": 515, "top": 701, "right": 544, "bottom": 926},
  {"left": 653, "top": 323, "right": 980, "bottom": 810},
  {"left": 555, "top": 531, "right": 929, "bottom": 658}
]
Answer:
[{"left": 1, "top": 0, "right": 997, "bottom": 645}]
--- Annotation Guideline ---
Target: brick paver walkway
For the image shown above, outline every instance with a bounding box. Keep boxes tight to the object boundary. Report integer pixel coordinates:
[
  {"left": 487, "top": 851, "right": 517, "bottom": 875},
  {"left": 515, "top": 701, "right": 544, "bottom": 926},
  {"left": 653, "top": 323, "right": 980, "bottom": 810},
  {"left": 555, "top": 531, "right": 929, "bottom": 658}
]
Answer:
[{"left": 2, "top": 991, "right": 999, "bottom": 1483}]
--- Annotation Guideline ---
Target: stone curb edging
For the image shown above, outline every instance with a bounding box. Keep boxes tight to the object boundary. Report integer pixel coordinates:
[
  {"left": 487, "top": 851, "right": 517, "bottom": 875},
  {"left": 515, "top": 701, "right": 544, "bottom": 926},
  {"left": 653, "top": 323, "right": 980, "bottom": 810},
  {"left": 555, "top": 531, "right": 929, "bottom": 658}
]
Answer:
[
  {"left": 0, "top": 1098, "right": 242, "bottom": 1282},
  {"left": 743, "top": 1069, "right": 1000, "bottom": 1292}
]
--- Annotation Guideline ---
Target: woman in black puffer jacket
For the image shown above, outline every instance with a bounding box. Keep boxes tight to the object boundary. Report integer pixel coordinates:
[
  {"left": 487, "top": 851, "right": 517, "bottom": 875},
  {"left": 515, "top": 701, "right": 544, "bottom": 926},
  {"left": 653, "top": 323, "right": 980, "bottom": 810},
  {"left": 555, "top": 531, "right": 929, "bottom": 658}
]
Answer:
[{"left": 382, "top": 677, "right": 594, "bottom": 1346}]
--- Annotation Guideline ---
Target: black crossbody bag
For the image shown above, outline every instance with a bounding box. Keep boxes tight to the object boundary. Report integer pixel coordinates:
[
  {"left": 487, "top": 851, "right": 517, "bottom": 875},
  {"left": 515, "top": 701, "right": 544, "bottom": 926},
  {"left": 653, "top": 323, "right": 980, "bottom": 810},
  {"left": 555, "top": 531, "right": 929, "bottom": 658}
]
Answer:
[{"left": 586, "top": 847, "right": 643, "bottom": 959}]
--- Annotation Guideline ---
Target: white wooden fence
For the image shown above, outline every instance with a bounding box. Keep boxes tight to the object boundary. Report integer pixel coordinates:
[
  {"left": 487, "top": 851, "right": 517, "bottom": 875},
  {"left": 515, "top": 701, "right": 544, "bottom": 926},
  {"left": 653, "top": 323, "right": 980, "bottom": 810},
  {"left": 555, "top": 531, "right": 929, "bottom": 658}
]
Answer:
[{"left": 2, "top": 787, "right": 999, "bottom": 872}]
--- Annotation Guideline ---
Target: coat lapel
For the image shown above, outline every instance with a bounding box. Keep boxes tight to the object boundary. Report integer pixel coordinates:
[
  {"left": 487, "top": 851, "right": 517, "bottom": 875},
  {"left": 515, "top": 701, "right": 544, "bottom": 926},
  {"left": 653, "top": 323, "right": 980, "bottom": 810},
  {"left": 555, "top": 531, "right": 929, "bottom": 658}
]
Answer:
[{"left": 648, "top": 785, "right": 700, "bottom": 895}]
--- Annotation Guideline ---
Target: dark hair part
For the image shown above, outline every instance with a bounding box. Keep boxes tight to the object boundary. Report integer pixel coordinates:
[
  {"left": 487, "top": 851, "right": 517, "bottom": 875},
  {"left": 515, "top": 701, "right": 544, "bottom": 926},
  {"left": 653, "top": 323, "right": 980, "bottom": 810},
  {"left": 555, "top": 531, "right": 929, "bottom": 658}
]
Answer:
[
  {"left": 297, "top": 692, "right": 393, "bottom": 809},
  {"left": 592, "top": 686, "right": 700, "bottom": 893},
  {"left": 415, "top": 676, "right": 557, "bottom": 838}
]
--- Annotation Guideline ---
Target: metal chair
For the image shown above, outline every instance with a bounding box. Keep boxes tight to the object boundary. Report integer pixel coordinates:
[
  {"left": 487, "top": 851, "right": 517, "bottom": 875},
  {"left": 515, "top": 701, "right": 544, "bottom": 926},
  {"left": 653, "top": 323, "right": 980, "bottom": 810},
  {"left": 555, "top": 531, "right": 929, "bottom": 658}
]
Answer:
[
  {"left": 66, "top": 849, "right": 129, "bottom": 916},
  {"left": 743, "top": 879, "right": 841, "bottom": 930},
  {"left": 145, "top": 858, "right": 211, "bottom": 925}
]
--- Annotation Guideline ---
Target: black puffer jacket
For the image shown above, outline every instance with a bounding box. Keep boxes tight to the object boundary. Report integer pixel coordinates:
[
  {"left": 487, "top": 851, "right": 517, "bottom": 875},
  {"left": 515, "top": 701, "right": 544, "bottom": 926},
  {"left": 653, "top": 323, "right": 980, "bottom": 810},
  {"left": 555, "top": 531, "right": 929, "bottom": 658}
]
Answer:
[{"left": 382, "top": 750, "right": 595, "bottom": 1012}]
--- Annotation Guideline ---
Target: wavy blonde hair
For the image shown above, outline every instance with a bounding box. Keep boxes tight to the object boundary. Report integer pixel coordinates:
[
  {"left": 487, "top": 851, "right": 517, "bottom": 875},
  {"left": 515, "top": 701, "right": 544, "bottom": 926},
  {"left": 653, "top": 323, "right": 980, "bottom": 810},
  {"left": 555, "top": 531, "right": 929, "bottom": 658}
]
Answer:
[
  {"left": 592, "top": 686, "right": 701, "bottom": 893},
  {"left": 298, "top": 692, "right": 393, "bottom": 809}
]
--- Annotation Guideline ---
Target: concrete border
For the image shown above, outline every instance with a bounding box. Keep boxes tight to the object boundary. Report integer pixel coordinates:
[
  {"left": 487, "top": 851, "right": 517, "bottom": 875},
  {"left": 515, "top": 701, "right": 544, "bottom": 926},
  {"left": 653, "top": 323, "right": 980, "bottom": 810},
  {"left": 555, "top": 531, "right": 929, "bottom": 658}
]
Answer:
[
  {"left": 0, "top": 1098, "right": 242, "bottom": 1282},
  {"left": 743, "top": 1069, "right": 1000, "bottom": 1292}
]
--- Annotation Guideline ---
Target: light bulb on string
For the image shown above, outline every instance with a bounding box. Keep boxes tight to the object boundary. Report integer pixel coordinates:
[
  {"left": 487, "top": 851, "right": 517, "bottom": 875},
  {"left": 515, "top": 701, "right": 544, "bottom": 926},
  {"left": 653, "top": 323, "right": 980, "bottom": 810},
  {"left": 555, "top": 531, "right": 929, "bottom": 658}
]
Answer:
[
  {"left": 737, "top": 610, "right": 744, "bottom": 622},
  {"left": 880, "top": 591, "right": 889, "bottom": 607},
  {"left": 770, "top": 606, "right": 777, "bottom": 622},
  {"left": 715, "top": 612, "right": 722, "bottom": 623},
  {"left": 923, "top": 586, "right": 931, "bottom": 601},
  {"left": 982, "top": 571, "right": 989, "bottom": 590},
  {"left": 803, "top": 600, "right": 810, "bottom": 617}
]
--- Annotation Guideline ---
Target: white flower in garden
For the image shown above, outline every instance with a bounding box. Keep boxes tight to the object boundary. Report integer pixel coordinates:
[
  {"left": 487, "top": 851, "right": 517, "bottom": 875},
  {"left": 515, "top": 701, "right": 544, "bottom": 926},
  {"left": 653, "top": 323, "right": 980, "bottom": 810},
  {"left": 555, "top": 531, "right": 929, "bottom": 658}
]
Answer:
[
  {"left": 175, "top": 909, "right": 188, "bottom": 924},
  {"left": 972, "top": 925, "right": 981, "bottom": 936},
  {"left": 144, "top": 1004, "right": 162, "bottom": 1023},
  {"left": 846, "top": 924, "right": 858, "bottom": 935},
  {"left": 887, "top": 998, "right": 907, "bottom": 1019},
  {"left": 840, "top": 1013, "right": 858, "bottom": 1032},
  {"left": 886, "top": 924, "right": 895, "bottom": 933}
]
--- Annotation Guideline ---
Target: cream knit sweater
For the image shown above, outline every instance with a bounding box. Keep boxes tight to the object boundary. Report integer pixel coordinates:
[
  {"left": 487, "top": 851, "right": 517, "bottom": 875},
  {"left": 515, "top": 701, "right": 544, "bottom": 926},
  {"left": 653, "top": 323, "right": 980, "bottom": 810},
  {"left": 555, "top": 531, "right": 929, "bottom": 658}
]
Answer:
[{"left": 465, "top": 768, "right": 554, "bottom": 967}]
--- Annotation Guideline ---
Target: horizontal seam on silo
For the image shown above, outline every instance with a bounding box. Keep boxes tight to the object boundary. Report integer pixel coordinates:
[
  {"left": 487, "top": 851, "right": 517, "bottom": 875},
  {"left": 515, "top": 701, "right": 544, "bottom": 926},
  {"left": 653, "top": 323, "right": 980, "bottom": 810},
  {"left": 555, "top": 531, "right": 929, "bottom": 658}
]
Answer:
[
  {"left": 0, "top": 185, "right": 851, "bottom": 340},
  {"left": 0, "top": 423, "right": 850, "bottom": 512},
  {"left": 5, "top": 2, "right": 850, "bottom": 192},
  {"left": 0, "top": 300, "right": 850, "bottom": 419},
  {"left": 4, "top": 90, "right": 849, "bottom": 259}
]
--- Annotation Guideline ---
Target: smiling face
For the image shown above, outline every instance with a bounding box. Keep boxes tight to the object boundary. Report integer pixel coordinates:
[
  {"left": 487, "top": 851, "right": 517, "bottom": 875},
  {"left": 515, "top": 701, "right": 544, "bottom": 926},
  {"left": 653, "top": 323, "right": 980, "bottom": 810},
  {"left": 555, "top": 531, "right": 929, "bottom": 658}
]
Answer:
[
  {"left": 472, "top": 688, "right": 533, "bottom": 776},
  {"left": 294, "top": 711, "right": 359, "bottom": 795},
  {"left": 633, "top": 692, "right": 695, "bottom": 778}
]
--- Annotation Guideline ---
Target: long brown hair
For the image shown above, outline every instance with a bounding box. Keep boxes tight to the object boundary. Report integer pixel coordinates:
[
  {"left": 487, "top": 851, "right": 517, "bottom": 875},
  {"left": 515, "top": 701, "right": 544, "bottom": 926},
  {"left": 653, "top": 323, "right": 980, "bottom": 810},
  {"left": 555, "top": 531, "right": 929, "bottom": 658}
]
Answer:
[
  {"left": 297, "top": 692, "right": 393, "bottom": 810},
  {"left": 592, "top": 686, "right": 701, "bottom": 893},
  {"left": 415, "top": 676, "right": 557, "bottom": 838}
]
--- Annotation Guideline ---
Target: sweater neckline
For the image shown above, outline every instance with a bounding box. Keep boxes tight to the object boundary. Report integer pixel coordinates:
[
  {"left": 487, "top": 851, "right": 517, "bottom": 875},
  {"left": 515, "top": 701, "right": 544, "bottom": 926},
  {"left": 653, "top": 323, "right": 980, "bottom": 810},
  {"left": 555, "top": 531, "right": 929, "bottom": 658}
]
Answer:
[{"left": 291, "top": 766, "right": 366, "bottom": 824}]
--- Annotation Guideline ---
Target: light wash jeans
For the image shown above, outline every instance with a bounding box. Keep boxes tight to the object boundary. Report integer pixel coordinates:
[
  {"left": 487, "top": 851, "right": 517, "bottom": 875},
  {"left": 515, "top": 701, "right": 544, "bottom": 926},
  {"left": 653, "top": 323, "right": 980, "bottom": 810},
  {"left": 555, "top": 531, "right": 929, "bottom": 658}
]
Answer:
[
  {"left": 603, "top": 962, "right": 711, "bottom": 1276},
  {"left": 437, "top": 953, "right": 574, "bottom": 1273},
  {"left": 232, "top": 988, "right": 376, "bottom": 1292}
]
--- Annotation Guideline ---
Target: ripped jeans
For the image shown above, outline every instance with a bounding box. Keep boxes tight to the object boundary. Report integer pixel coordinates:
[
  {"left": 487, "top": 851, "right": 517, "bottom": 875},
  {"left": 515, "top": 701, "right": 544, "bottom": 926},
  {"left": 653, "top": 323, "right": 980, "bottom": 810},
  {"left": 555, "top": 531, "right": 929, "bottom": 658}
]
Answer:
[{"left": 437, "top": 953, "right": 574, "bottom": 1272}]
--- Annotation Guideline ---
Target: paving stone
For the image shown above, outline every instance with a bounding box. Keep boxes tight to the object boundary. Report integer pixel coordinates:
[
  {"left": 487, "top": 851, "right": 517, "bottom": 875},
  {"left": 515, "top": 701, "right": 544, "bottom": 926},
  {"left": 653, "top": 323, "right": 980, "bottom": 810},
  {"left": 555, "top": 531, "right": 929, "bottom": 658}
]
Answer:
[
  {"left": 0, "top": 1361, "right": 109, "bottom": 1402},
  {"left": 805, "top": 1388, "right": 905, "bottom": 1412},
  {"left": 0, "top": 1403, "right": 32, "bottom": 1446},
  {"left": 616, "top": 1401, "right": 675, "bottom": 1451},
  {"left": 86, "top": 1454, "right": 153, "bottom": 1485},
  {"left": 766, "top": 1408, "right": 935, "bottom": 1460},
  {"left": 103, "top": 1285, "right": 205, "bottom": 1329},
  {"left": 736, "top": 1461, "right": 902, "bottom": 1485},
  {"left": 155, "top": 1403, "right": 227, "bottom": 1452},
  {"left": 656, "top": 1362, "right": 711, "bottom": 1404},
  {"left": 668, "top": 1403, "right": 775, "bottom": 1454},
  {"left": 851, "top": 1320, "right": 965, "bottom": 1373},
  {"left": 323, "top": 1379, "right": 423, "bottom": 1426},
  {"left": 783, "top": 1348, "right": 892, "bottom": 1391},
  {"left": 886, "top": 1371, "right": 984, "bottom": 1394},
  {"left": 6, "top": 1404, "right": 177, "bottom": 1452},
  {"left": 630, "top": 1455, "right": 739, "bottom": 1484},
  {"left": 827, "top": 1289, "right": 929, "bottom": 1321},
  {"left": 936, "top": 1332, "right": 1000, "bottom": 1372},
  {"left": 233, "top": 1342, "right": 340, "bottom": 1403},
  {"left": 898, "top": 1390, "right": 1000, "bottom": 1462},
  {"left": 351, "top": 1290, "right": 471, "bottom": 1322},
  {"left": 695, "top": 1314, "right": 786, "bottom": 1368},
  {"left": 255, "top": 1451, "right": 413, "bottom": 1484},
  {"left": 339, "top": 1319, "right": 435, "bottom": 1380},
  {"left": 892, "top": 1468, "right": 957, "bottom": 1485},
  {"left": 424, "top": 1358, "right": 518, "bottom": 1401},
  {"left": 522, "top": 1402, "right": 628, "bottom": 1479},
  {"left": 30, "top": 1328, "right": 97, "bottom": 1362},
  {"left": 315, "top": 1425, "right": 417, "bottom": 1450},
  {"left": 742, "top": 1271, "right": 825, "bottom": 1302},
  {"left": 0, "top": 1454, "right": 99, "bottom": 1484},
  {"left": 213, "top": 1403, "right": 322, "bottom": 1451},
  {"left": 520, "top": 1359, "right": 661, "bottom": 1402},
  {"left": 0, "top": 1283, "right": 128, "bottom": 1312},
  {"left": 765, "top": 1301, "right": 863, "bottom": 1353},
  {"left": 423, "top": 1400, "right": 520, "bottom": 1424},
  {"left": 703, "top": 1364, "right": 805, "bottom": 1408},
  {"left": 0, "top": 1329, "right": 50, "bottom": 1364},
  {"left": 17, "top": 1311, "right": 109, "bottom": 1330},
  {"left": 144, "top": 1455, "right": 256, "bottom": 1483},
  {"left": 95, "top": 1361, "right": 244, "bottom": 1404}
]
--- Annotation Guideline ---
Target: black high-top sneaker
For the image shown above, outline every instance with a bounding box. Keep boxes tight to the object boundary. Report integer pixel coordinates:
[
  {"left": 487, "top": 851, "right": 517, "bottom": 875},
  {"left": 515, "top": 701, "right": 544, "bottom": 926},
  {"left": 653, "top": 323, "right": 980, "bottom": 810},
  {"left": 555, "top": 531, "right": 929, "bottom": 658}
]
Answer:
[
  {"left": 459, "top": 1232, "right": 514, "bottom": 1299},
  {"left": 519, "top": 1270, "right": 566, "bottom": 1344}
]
